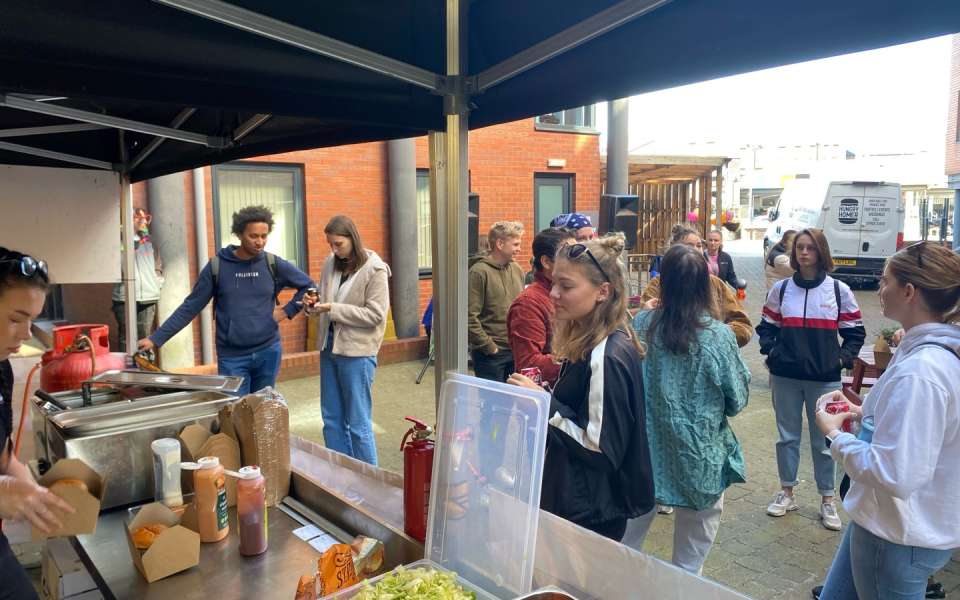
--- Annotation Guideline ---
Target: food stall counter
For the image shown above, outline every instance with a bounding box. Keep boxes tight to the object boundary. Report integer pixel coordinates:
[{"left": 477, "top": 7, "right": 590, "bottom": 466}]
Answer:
[{"left": 71, "top": 505, "right": 319, "bottom": 600}]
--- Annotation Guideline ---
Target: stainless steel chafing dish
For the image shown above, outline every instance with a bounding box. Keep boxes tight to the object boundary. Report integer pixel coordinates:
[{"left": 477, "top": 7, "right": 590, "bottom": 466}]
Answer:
[{"left": 32, "top": 370, "right": 241, "bottom": 509}]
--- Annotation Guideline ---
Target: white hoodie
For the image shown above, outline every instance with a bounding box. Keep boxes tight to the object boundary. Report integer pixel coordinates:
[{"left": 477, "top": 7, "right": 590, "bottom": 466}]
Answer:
[{"left": 831, "top": 322, "right": 960, "bottom": 550}]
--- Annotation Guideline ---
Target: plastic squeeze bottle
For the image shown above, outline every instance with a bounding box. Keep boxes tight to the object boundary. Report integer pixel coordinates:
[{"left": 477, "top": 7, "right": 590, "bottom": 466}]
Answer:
[
  {"left": 236, "top": 465, "right": 267, "bottom": 556},
  {"left": 194, "top": 456, "right": 229, "bottom": 543}
]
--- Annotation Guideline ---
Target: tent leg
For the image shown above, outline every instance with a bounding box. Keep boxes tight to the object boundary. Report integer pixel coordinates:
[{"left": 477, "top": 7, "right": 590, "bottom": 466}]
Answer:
[
  {"left": 430, "top": 0, "right": 470, "bottom": 404},
  {"left": 120, "top": 175, "right": 138, "bottom": 356}
]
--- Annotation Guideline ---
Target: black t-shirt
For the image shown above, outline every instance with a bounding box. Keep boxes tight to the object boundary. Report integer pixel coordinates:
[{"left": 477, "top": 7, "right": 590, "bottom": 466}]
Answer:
[{"left": 0, "top": 359, "right": 12, "bottom": 449}]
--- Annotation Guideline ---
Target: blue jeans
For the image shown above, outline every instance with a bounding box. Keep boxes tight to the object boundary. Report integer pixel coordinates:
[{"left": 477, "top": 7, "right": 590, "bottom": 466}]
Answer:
[
  {"left": 217, "top": 341, "right": 282, "bottom": 397},
  {"left": 822, "top": 522, "right": 954, "bottom": 600},
  {"left": 770, "top": 374, "right": 838, "bottom": 495},
  {"left": 320, "top": 342, "right": 378, "bottom": 465}
]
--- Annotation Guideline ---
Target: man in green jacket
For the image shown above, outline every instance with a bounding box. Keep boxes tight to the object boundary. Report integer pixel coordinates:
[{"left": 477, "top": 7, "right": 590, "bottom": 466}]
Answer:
[{"left": 468, "top": 221, "right": 524, "bottom": 382}]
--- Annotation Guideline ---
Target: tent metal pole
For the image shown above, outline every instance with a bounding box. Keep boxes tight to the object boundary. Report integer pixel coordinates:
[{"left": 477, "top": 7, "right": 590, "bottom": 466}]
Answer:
[
  {"left": 120, "top": 175, "right": 138, "bottom": 356},
  {"left": 476, "top": 0, "right": 672, "bottom": 92},
  {"left": 233, "top": 113, "right": 272, "bottom": 142},
  {"left": 431, "top": 0, "right": 470, "bottom": 399},
  {"left": 0, "top": 123, "right": 107, "bottom": 138},
  {"left": 0, "top": 140, "right": 115, "bottom": 170},
  {"left": 128, "top": 108, "right": 198, "bottom": 171},
  {"left": 0, "top": 94, "right": 228, "bottom": 148},
  {"left": 154, "top": 0, "right": 441, "bottom": 91}
]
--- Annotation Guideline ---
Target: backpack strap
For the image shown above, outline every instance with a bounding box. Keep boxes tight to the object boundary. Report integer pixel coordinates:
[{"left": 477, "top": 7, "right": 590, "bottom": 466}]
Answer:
[
  {"left": 915, "top": 342, "right": 960, "bottom": 361},
  {"left": 834, "top": 279, "right": 842, "bottom": 325},
  {"left": 210, "top": 253, "right": 280, "bottom": 306},
  {"left": 266, "top": 252, "right": 280, "bottom": 306},
  {"left": 778, "top": 278, "right": 789, "bottom": 307}
]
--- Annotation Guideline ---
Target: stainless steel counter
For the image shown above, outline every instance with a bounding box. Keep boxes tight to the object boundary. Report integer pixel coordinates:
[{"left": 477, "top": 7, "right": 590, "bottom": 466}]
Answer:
[{"left": 72, "top": 506, "right": 320, "bottom": 600}]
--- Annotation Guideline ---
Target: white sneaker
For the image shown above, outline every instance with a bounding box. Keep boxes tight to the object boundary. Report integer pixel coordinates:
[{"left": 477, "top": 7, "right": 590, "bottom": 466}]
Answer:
[
  {"left": 820, "top": 501, "right": 842, "bottom": 531},
  {"left": 766, "top": 491, "right": 798, "bottom": 517},
  {"left": 657, "top": 504, "right": 674, "bottom": 515}
]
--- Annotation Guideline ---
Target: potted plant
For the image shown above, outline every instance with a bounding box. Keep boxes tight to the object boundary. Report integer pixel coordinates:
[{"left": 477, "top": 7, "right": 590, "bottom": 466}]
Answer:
[{"left": 874, "top": 327, "right": 899, "bottom": 370}]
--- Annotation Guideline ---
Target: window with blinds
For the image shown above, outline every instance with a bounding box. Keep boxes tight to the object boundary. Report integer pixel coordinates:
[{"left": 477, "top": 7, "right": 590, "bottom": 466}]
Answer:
[{"left": 212, "top": 163, "right": 306, "bottom": 268}]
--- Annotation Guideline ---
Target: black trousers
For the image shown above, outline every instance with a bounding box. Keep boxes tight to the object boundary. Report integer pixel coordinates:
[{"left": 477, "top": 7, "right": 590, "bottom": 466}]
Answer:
[
  {"left": 470, "top": 347, "right": 515, "bottom": 383},
  {"left": 0, "top": 533, "right": 39, "bottom": 600}
]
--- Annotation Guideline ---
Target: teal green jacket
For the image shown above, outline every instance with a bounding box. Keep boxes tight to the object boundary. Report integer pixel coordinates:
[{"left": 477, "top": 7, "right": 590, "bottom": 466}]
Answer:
[{"left": 632, "top": 310, "right": 751, "bottom": 510}]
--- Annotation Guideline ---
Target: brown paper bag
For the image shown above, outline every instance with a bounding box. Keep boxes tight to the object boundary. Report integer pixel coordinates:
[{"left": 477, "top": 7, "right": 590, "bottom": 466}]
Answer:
[{"left": 229, "top": 387, "right": 291, "bottom": 506}]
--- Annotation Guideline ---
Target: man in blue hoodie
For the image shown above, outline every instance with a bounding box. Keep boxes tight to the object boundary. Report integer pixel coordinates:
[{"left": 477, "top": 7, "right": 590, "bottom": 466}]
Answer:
[{"left": 138, "top": 205, "right": 315, "bottom": 395}]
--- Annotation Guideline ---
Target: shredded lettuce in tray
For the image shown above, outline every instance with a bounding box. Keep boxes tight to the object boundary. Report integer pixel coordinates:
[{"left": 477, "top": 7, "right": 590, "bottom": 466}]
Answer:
[{"left": 355, "top": 566, "right": 477, "bottom": 600}]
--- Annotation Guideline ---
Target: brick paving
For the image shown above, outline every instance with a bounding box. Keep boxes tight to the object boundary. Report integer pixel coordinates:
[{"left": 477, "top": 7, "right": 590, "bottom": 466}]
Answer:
[{"left": 278, "top": 238, "right": 960, "bottom": 599}]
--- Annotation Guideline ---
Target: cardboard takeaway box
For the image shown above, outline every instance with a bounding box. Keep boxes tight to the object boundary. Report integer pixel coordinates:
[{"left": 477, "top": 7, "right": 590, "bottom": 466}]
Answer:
[
  {"left": 179, "top": 423, "right": 242, "bottom": 507},
  {"left": 123, "top": 502, "right": 201, "bottom": 583},
  {"left": 42, "top": 537, "right": 100, "bottom": 600},
  {"left": 33, "top": 459, "right": 105, "bottom": 541}
]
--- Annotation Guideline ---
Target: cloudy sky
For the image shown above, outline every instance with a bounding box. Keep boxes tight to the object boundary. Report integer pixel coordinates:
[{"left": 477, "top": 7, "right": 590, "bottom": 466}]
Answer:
[{"left": 597, "top": 34, "right": 954, "bottom": 168}]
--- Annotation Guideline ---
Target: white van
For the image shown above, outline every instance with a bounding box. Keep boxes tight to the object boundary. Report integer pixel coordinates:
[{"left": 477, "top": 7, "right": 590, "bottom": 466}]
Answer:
[{"left": 763, "top": 178, "right": 904, "bottom": 284}]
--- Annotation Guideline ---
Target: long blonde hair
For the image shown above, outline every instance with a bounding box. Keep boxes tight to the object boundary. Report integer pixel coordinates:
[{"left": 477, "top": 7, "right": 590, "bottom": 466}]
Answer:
[
  {"left": 552, "top": 233, "right": 644, "bottom": 362},
  {"left": 887, "top": 242, "right": 960, "bottom": 324}
]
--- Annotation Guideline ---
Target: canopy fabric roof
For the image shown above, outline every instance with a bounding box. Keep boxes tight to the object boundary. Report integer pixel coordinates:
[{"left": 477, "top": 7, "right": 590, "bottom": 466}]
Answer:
[{"left": 1, "top": 0, "right": 958, "bottom": 182}]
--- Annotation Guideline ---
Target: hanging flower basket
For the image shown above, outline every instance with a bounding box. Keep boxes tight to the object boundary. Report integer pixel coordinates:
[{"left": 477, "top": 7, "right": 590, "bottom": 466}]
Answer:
[{"left": 723, "top": 221, "right": 741, "bottom": 233}]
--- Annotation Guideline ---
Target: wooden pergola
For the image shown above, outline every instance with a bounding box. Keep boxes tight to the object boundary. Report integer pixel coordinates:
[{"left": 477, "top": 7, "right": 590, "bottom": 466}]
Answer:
[{"left": 603, "top": 154, "right": 731, "bottom": 254}]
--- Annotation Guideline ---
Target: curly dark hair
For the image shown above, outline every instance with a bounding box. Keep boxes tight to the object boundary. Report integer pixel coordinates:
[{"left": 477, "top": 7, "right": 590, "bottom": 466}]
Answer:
[{"left": 231, "top": 205, "right": 274, "bottom": 237}]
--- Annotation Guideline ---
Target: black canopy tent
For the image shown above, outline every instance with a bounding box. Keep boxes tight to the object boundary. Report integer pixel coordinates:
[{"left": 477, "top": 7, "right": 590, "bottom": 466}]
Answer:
[{"left": 2, "top": 0, "right": 959, "bottom": 383}]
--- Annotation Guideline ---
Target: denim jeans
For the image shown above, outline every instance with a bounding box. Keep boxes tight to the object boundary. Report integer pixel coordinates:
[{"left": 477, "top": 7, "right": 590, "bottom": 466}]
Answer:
[
  {"left": 217, "top": 340, "right": 282, "bottom": 397},
  {"left": 821, "top": 522, "right": 954, "bottom": 600},
  {"left": 320, "top": 341, "right": 378, "bottom": 466},
  {"left": 770, "top": 374, "right": 838, "bottom": 495},
  {"left": 621, "top": 495, "right": 724, "bottom": 575}
]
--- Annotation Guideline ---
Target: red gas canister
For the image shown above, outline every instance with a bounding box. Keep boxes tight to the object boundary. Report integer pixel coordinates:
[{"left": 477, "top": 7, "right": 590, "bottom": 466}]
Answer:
[
  {"left": 40, "top": 324, "right": 127, "bottom": 393},
  {"left": 401, "top": 416, "right": 434, "bottom": 543}
]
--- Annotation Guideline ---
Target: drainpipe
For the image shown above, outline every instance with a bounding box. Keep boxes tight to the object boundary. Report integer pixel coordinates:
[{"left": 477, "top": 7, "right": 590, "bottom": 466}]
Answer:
[{"left": 193, "top": 168, "right": 214, "bottom": 364}]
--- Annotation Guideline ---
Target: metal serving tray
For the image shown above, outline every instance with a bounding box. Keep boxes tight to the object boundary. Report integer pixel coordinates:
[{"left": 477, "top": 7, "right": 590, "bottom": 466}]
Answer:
[
  {"left": 84, "top": 369, "right": 244, "bottom": 392},
  {"left": 48, "top": 390, "right": 236, "bottom": 435}
]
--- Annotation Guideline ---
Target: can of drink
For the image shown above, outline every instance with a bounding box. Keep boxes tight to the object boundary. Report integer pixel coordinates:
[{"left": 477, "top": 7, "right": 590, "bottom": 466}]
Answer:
[
  {"left": 305, "top": 287, "right": 319, "bottom": 299},
  {"left": 520, "top": 367, "right": 542, "bottom": 386},
  {"left": 825, "top": 400, "right": 852, "bottom": 433}
]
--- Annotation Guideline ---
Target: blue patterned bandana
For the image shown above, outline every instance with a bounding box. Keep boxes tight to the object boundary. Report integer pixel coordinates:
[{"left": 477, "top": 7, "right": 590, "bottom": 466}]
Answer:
[{"left": 549, "top": 213, "right": 592, "bottom": 230}]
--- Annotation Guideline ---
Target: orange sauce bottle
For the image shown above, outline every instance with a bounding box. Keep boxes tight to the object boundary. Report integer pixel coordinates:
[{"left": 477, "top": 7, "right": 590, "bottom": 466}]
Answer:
[{"left": 194, "top": 456, "right": 229, "bottom": 543}]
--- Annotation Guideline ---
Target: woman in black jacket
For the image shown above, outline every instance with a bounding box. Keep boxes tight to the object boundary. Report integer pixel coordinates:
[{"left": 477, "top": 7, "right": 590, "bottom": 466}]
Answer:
[
  {"left": 705, "top": 230, "right": 738, "bottom": 289},
  {"left": 509, "top": 234, "right": 655, "bottom": 540},
  {"left": 0, "top": 248, "right": 73, "bottom": 600}
]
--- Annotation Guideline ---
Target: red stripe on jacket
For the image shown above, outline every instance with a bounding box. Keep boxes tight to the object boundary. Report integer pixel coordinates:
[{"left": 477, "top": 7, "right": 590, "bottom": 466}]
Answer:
[{"left": 782, "top": 317, "right": 838, "bottom": 330}]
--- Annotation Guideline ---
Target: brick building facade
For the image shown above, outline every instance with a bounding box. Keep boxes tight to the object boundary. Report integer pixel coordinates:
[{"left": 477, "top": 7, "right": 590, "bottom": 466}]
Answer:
[{"left": 108, "top": 116, "right": 600, "bottom": 371}]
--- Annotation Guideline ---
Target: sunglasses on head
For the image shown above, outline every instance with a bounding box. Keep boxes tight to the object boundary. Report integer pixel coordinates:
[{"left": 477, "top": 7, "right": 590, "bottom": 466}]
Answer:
[
  {"left": 0, "top": 255, "right": 48, "bottom": 279},
  {"left": 565, "top": 243, "right": 611, "bottom": 283},
  {"left": 905, "top": 241, "right": 926, "bottom": 268}
]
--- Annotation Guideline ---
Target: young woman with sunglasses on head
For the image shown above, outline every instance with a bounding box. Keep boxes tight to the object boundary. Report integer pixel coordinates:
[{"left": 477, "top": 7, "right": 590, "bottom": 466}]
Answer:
[
  {"left": 0, "top": 248, "right": 74, "bottom": 600},
  {"left": 757, "top": 228, "right": 866, "bottom": 531},
  {"left": 622, "top": 244, "right": 750, "bottom": 574},
  {"left": 509, "top": 234, "right": 654, "bottom": 540},
  {"left": 814, "top": 242, "right": 960, "bottom": 600}
]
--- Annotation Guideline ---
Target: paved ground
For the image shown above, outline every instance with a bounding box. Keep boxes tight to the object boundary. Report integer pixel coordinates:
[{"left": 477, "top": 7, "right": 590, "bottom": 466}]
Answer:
[{"left": 279, "top": 238, "right": 960, "bottom": 599}]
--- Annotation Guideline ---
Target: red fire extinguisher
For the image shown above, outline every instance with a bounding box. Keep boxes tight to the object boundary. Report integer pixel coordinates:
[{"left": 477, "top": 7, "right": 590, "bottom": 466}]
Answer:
[{"left": 401, "top": 416, "right": 434, "bottom": 543}]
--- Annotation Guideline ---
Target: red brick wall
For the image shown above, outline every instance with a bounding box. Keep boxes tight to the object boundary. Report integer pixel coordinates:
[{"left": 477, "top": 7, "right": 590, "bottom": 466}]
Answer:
[
  {"left": 946, "top": 34, "right": 960, "bottom": 178},
  {"left": 154, "top": 117, "right": 601, "bottom": 364}
]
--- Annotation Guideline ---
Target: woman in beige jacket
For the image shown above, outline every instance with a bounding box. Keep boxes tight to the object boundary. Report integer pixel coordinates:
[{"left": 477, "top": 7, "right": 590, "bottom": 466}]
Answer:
[{"left": 308, "top": 216, "right": 391, "bottom": 465}]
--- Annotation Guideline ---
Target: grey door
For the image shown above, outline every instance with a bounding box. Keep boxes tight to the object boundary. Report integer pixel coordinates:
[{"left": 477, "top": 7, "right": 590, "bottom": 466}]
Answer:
[{"left": 534, "top": 174, "right": 573, "bottom": 232}]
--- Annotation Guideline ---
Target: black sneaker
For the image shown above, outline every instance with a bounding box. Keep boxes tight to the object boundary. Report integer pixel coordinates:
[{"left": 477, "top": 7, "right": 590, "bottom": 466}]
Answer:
[
  {"left": 811, "top": 585, "right": 823, "bottom": 600},
  {"left": 926, "top": 580, "right": 945, "bottom": 599}
]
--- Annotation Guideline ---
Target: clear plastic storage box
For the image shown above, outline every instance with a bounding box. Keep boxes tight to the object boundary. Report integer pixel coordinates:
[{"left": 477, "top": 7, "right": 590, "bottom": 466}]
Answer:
[{"left": 328, "top": 372, "right": 550, "bottom": 599}]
